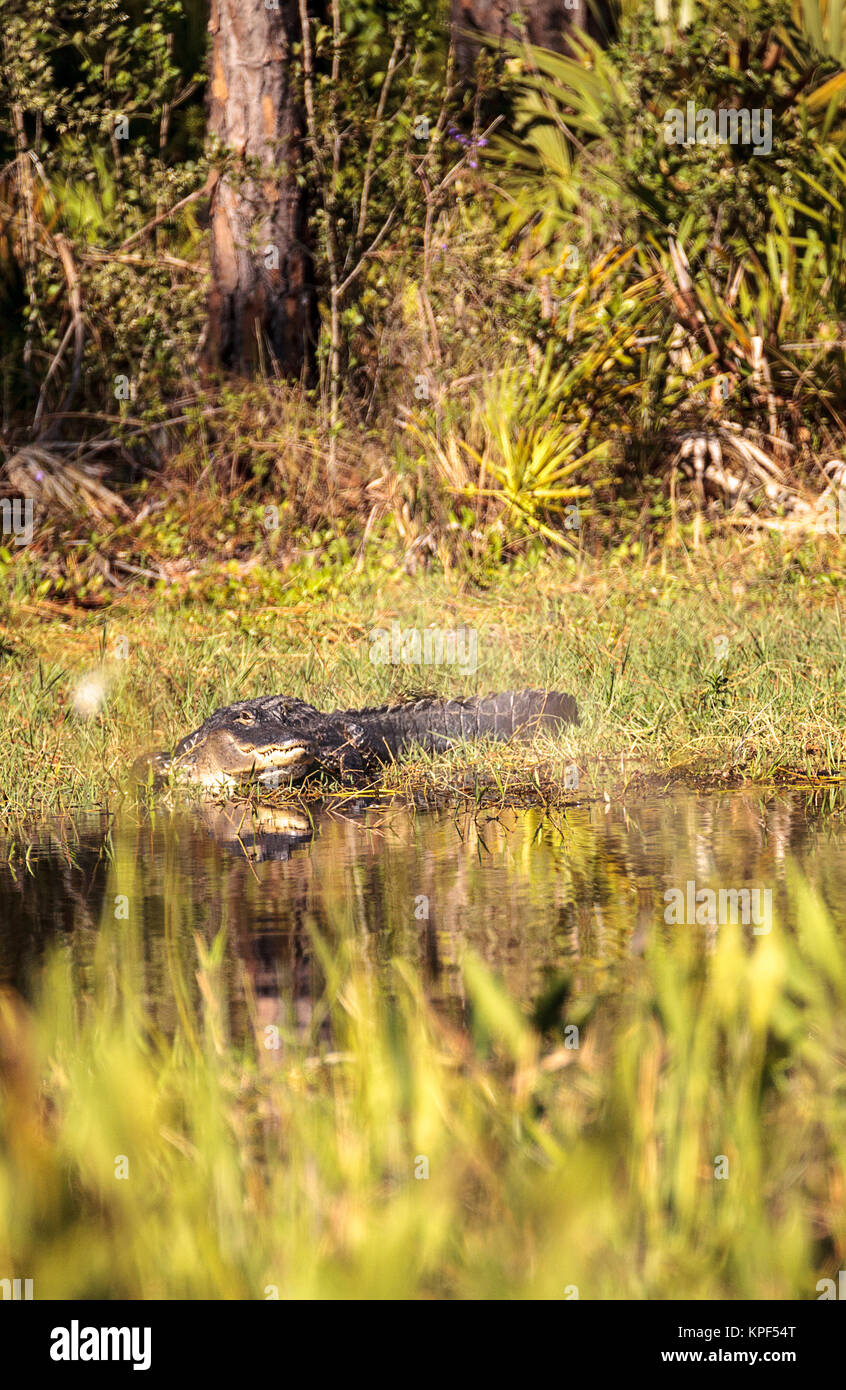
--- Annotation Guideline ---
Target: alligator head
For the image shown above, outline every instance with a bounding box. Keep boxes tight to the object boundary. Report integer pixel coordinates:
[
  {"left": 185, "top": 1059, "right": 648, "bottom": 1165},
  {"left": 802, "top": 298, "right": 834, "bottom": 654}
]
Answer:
[{"left": 138, "top": 695, "right": 333, "bottom": 792}]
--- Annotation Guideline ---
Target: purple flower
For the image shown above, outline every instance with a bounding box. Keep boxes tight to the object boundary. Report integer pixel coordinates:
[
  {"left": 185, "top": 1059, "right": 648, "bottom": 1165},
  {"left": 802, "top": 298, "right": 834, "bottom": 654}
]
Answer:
[{"left": 447, "top": 125, "right": 486, "bottom": 163}]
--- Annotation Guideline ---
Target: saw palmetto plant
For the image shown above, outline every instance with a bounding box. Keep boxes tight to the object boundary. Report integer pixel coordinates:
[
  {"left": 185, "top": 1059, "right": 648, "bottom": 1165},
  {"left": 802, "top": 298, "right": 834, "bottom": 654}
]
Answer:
[
  {"left": 404, "top": 257, "right": 665, "bottom": 549},
  {"left": 461, "top": 362, "right": 608, "bottom": 550}
]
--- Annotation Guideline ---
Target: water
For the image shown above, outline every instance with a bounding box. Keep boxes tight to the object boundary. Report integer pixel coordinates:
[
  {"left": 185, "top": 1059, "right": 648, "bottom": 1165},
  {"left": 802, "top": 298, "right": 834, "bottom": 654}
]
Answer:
[{"left": 3, "top": 785, "right": 846, "bottom": 1031}]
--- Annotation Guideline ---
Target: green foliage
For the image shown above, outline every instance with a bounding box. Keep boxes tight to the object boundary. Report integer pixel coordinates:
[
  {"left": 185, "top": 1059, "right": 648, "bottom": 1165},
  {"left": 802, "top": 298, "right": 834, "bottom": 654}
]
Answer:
[
  {"left": 489, "top": 0, "right": 846, "bottom": 453},
  {"left": 2, "top": 0, "right": 845, "bottom": 564},
  {"left": 295, "top": 1, "right": 454, "bottom": 390},
  {"left": 0, "top": 0, "right": 207, "bottom": 415},
  {"left": 403, "top": 243, "right": 666, "bottom": 549}
]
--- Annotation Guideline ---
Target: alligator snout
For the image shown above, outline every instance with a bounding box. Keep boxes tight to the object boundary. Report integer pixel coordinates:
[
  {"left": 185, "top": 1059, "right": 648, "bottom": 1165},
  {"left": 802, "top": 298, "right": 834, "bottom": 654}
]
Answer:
[
  {"left": 182, "top": 727, "right": 315, "bottom": 789},
  {"left": 131, "top": 750, "right": 173, "bottom": 786},
  {"left": 133, "top": 727, "right": 317, "bottom": 793}
]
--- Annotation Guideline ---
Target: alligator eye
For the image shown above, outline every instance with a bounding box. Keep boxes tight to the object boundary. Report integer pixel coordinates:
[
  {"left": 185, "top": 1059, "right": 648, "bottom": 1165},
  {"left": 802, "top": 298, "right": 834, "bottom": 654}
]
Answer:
[{"left": 234, "top": 712, "right": 255, "bottom": 726}]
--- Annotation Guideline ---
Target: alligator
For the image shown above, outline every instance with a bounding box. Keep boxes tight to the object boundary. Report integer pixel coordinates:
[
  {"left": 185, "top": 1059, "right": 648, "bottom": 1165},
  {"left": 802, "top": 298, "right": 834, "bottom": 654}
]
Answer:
[{"left": 139, "top": 688, "right": 579, "bottom": 793}]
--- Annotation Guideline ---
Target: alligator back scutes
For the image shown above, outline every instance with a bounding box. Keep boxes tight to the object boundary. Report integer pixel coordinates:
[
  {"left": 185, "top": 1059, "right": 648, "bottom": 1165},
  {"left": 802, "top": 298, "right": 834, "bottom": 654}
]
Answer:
[{"left": 331, "top": 688, "right": 578, "bottom": 759}]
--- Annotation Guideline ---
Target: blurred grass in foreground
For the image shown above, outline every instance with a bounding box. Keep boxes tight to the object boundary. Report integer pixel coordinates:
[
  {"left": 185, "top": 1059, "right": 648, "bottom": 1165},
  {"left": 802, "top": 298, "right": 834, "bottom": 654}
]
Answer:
[{"left": 1, "top": 848, "right": 844, "bottom": 1300}]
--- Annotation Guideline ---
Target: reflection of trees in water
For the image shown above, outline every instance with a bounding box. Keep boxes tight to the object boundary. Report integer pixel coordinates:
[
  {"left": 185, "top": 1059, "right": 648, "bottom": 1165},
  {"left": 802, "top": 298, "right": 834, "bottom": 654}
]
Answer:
[
  {"left": 0, "top": 815, "right": 112, "bottom": 995},
  {"left": 2, "top": 788, "right": 846, "bottom": 1037}
]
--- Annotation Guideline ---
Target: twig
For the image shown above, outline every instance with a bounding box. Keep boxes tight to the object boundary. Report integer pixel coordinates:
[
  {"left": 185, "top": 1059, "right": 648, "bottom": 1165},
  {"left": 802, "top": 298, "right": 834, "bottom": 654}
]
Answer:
[
  {"left": 31, "top": 318, "right": 75, "bottom": 431},
  {"left": 17, "top": 146, "right": 86, "bottom": 436},
  {"left": 349, "top": 30, "right": 404, "bottom": 265},
  {"left": 37, "top": 231, "right": 84, "bottom": 435},
  {"left": 81, "top": 248, "right": 205, "bottom": 273},
  {"left": 118, "top": 172, "right": 216, "bottom": 252}
]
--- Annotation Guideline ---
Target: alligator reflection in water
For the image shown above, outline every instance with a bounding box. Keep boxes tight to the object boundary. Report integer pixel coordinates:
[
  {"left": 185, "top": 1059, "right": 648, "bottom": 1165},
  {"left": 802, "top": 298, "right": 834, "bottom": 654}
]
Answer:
[
  {"left": 196, "top": 799, "right": 318, "bottom": 861},
  {"left": 2, "top": 786, "right": 846, "bottom": 1048}
]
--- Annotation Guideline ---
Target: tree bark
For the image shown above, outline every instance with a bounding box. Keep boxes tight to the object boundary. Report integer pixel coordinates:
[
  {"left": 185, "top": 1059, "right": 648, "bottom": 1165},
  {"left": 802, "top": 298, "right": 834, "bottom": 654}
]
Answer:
[{"left": 204, "top": 0, "right": 314, "bottom": 377}]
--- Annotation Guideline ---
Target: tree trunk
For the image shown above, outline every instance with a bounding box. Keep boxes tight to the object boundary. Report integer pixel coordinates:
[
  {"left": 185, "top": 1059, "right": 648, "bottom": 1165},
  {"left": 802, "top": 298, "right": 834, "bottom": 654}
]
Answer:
[
  {"left": 451, "top": 0, "right": 610, "bottom": 75},
  {"left": 204, "top": 0, "right": 314, "bottom": 377}
]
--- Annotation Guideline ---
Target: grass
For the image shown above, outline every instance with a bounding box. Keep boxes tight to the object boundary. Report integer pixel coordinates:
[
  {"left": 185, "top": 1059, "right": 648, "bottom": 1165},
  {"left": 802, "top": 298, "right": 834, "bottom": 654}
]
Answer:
[
  {"left": 1, "top": 834, "right": 844, "bottom": 1299},
  {"left": 1, "top": 527, "right": 846, "bottom": 823}
]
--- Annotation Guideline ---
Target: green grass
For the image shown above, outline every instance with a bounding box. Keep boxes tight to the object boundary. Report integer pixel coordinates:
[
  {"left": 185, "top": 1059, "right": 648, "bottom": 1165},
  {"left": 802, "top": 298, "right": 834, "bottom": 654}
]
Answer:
[
  {"left": 1, "top": 529, "right": 846, "bottom": 822},
  {"left": 1, "top": 840, "right": 844, "bottom": 1299}
]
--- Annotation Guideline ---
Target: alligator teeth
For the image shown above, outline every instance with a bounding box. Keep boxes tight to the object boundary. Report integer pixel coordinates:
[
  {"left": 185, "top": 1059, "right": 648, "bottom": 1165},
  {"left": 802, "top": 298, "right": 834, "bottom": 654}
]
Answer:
[
  {"left": 242, "top": 741, "right": 310, "bottom": 768},
  {"left": 239, "top": 743, "right": 312, "bottom": 784}
]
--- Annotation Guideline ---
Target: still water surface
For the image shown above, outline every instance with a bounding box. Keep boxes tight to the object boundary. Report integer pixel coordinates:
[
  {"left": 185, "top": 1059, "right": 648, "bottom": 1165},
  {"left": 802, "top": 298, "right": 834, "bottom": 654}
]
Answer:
[{"left": 3, "top": 786, "right": 846, "bottom": 1031}]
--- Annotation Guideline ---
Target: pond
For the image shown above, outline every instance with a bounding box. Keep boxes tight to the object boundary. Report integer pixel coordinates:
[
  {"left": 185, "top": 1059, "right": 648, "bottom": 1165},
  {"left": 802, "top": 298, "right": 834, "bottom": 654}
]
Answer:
[{"left": 4, "top": 784, "right": 846, "bottom": 1032}]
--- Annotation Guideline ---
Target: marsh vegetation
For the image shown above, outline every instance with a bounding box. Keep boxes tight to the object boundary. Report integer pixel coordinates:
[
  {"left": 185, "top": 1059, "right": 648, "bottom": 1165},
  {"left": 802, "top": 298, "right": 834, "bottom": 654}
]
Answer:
[{"left": 2, "top": 0, "right": 846, "bottom": 1307}]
